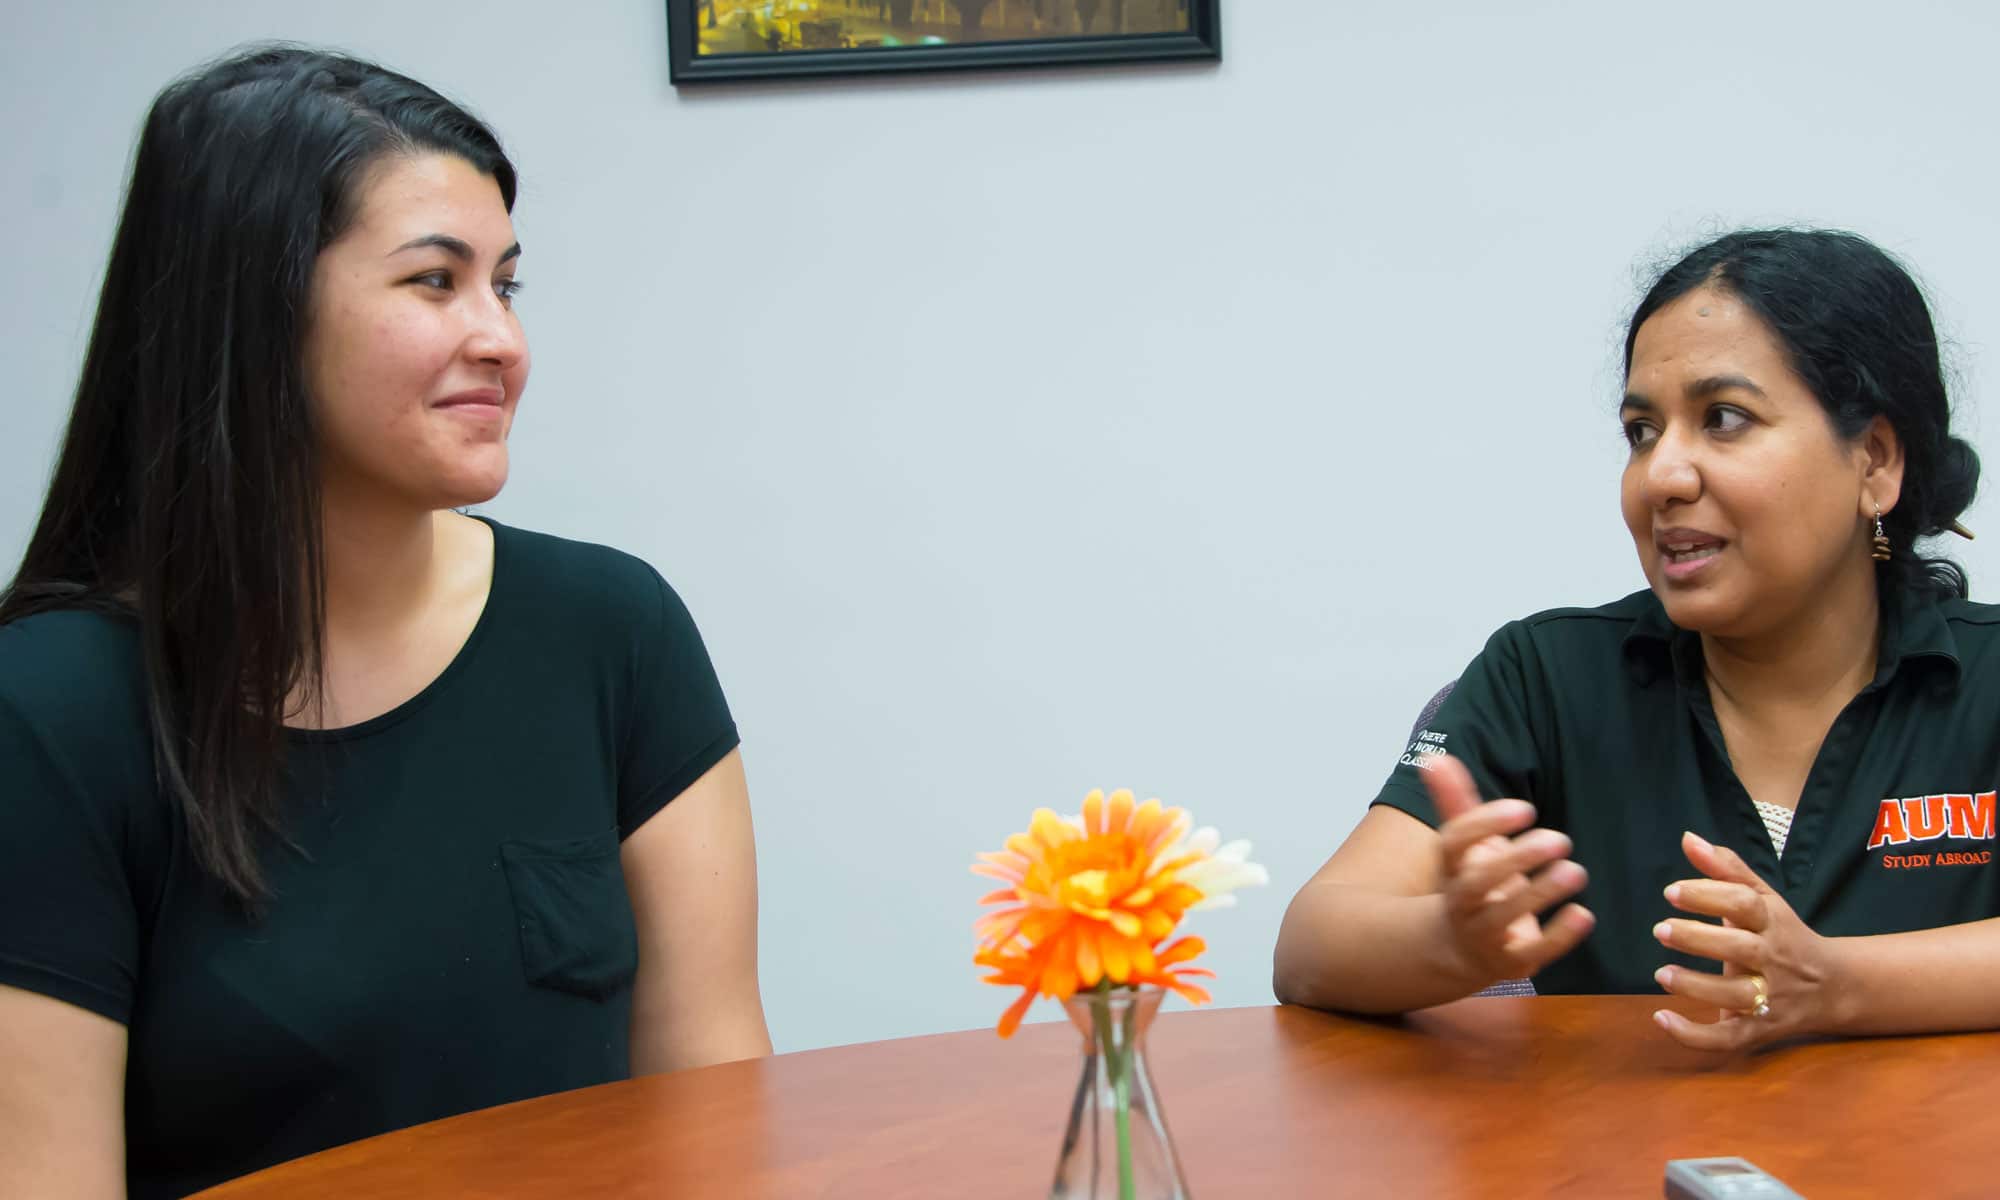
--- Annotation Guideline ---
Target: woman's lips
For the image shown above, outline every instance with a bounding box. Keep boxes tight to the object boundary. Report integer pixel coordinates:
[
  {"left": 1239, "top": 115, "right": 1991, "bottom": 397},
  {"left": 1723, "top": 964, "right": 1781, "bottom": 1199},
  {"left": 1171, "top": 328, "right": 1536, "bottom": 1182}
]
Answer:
[
  {"left": 435, "top": 387, "right": 506, "bottom": 423},
  {"left": 436, "top": 386, "right": 504, "bottom": 409},
  {"left": 1655, "top": 528, "right": 1725, "bottom": 582}
]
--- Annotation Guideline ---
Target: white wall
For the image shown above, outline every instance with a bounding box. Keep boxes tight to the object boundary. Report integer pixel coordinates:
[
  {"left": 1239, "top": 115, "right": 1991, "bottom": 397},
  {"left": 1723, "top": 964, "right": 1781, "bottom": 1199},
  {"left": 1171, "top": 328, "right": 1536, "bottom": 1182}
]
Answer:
[{"left": 7, "top": 1, "right": 2000, "bottom": 1053}]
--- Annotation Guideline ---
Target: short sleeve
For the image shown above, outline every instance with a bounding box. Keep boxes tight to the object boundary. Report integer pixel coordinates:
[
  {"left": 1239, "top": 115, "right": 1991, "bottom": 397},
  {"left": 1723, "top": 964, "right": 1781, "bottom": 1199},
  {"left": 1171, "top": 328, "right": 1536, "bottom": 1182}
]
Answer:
[
  {"left": 616, "top": 569, "right": 740, "bottom": 839},
  {"left": 0, "top": 694, "right": 140, "bottom": 1023},
  {"left": 1370, "top": 621, "right": 1557, "bottom": 831}
]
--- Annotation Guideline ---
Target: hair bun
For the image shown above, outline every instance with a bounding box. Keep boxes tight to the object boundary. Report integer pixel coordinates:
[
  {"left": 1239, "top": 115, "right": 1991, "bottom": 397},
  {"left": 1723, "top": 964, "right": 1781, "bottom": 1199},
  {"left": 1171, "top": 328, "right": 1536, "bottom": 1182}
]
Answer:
[{"left": 1920, "top": 435, "right": 1981, "bottom": 535}]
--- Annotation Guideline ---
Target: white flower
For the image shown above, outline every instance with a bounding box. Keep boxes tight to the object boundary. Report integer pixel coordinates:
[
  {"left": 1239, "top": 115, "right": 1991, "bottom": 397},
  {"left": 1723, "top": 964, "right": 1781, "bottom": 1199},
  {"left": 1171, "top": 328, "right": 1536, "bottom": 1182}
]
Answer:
[{"left": 1177, "top": 827, "right": 1269, "bottom": 910}]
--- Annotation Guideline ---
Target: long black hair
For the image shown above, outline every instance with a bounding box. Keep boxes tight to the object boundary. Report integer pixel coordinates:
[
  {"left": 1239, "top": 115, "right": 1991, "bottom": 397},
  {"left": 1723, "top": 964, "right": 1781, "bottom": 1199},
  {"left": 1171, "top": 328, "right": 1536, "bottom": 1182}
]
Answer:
[
  {"left": 1625, "top": 228, "right": 1979, "bottom": 599},
  {"left": 0, "top": 45, "right": 517, "bottom": 905}
]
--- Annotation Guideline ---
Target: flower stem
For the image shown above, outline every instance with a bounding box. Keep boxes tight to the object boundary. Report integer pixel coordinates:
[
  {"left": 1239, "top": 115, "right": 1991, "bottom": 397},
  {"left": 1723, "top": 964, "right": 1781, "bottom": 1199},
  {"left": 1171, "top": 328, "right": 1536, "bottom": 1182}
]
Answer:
[{"left": 1093, "top": 991, "right": 1136, "bottom": 1200}]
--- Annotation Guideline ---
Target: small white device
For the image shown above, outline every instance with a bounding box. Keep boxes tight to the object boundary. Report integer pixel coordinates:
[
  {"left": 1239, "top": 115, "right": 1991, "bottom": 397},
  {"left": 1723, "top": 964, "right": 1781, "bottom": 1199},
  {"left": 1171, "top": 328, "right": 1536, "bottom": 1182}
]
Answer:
[{"left": 1664, "top": 1157, "right": 1804, "bottom": 1199}]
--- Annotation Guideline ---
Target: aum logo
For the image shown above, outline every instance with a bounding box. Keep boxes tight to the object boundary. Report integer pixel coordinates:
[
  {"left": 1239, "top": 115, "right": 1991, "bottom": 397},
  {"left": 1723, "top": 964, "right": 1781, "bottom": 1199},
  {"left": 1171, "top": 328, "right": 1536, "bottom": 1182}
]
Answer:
[{"left": 1867, "top": 792, "right": 1997, "bottom": 850}]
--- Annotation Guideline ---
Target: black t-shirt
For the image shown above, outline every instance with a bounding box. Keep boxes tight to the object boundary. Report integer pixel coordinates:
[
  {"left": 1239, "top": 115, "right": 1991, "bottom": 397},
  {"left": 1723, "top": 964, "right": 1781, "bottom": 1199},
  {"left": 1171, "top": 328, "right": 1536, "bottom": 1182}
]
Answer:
[
  {"left": 1373, "top": 585, "right": 2000, "bottom": 994},
  {"left": 0, "top": 519, "right": 739, "bottom": 1198}
]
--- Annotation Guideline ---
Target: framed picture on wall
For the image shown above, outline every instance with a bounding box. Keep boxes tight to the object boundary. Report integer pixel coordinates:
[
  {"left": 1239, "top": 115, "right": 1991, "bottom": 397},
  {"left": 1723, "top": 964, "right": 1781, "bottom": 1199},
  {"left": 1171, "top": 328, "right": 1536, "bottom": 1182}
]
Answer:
[{"left": 665, "top": 0, "right": 1220, "bottom": 84}]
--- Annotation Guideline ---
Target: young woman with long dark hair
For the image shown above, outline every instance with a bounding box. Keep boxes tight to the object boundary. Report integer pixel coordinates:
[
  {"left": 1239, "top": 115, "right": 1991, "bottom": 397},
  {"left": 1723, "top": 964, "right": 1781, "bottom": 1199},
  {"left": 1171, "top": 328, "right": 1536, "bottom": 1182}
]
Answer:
[{"left": 0, "top": 45, "right": 770, "bottom": 1197}]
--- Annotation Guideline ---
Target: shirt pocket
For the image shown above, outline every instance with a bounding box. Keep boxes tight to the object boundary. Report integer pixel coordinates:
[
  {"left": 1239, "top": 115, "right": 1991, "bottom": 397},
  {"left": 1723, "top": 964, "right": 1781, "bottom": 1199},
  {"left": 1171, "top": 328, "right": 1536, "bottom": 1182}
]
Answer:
[{"left": 499, "top": 829, "right": 639, "bottom": 1000}]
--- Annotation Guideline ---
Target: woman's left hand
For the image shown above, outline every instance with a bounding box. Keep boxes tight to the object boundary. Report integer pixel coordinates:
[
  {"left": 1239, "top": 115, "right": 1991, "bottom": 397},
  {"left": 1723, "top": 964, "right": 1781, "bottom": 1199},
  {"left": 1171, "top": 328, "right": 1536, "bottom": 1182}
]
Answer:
[{"left": 1650, "top": 830, "right": 1839, "bottom": 1051}]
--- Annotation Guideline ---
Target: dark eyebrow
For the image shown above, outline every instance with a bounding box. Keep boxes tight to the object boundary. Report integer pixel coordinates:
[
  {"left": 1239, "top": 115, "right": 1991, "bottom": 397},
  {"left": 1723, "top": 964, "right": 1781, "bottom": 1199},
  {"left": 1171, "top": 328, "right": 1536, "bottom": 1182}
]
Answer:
[
  {"left": 1686, "top": 373, "right": 1765, "bottom": 401},
  {"left": 389, "top": 234, "right": 523, "bottom": 266},
  {"left": 1619, "top": 374, "right": 1764, "bottom": 413}
]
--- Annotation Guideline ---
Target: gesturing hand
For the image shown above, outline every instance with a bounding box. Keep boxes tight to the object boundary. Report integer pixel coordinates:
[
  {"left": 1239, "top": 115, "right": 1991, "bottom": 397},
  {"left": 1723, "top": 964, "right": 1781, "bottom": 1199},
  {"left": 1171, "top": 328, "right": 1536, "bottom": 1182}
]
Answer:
[
  {"left": 1651, "top": 831, "right": 1836, "bottom": 1051},
  {"left": 1423, "top": 755, "right": 1595, "bottom": 989}
]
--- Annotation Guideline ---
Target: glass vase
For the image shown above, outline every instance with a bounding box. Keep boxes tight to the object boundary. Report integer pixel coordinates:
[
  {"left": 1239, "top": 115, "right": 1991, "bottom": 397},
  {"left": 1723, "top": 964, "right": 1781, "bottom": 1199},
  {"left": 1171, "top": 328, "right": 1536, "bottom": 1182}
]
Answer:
[{"left": 1050, "top": 985, "right": 1191, "bottom": 1200}]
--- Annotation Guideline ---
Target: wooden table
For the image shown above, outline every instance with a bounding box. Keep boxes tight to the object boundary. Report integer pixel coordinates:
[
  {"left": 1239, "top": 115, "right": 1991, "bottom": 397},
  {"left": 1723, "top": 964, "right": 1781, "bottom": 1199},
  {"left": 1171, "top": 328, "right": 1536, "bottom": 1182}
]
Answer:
[{"left": 198, "top": 996, "right": 2000, "bottom": 1198}]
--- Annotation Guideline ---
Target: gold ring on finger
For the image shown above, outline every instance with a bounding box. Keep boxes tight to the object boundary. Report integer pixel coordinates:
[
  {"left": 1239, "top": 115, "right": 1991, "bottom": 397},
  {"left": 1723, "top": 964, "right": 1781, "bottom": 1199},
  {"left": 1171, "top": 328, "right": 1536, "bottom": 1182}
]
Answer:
[{"left": 1742, "top": 972, "right": 1771, "bottom": 1019}]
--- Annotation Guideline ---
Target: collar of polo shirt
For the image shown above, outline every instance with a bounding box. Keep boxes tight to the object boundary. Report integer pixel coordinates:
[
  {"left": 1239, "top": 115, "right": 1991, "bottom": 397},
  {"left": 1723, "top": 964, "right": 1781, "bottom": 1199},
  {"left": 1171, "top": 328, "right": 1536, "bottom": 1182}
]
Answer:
[{"left": 1617, "top": 584, "right": 1963, "bottom": 697}]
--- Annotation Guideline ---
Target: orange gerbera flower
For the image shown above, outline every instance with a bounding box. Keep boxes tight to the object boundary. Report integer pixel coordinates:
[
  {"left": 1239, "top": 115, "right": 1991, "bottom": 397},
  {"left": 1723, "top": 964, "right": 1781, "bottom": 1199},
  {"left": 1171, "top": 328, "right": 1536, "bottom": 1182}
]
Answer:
[{"left": 972, "top": 789, "right": 1221, "bottom": 1037}]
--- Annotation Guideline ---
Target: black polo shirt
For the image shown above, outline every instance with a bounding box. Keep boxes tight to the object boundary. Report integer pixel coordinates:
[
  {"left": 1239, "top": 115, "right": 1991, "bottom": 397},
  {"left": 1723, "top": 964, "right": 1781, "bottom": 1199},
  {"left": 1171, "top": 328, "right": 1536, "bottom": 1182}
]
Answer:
[
  {"left": 0, "top": 519, "right": 739, "bottom": 1198},
  {"left": 1373, "top": 585, "right": 2000, "bottom": 994}
]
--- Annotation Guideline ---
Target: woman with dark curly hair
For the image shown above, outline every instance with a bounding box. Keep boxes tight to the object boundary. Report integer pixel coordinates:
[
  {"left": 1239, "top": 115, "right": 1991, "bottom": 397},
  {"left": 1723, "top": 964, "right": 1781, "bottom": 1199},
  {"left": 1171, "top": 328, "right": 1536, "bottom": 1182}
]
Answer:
[{"left": 1277, "top": 228, "right": 1999, "bottom": 1054}]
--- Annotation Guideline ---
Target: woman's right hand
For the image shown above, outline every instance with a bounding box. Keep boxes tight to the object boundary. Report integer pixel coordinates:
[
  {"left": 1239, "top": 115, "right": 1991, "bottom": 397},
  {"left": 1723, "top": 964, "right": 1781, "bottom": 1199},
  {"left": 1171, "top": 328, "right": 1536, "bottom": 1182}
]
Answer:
[{"left": 1424, "top": 754, "right": 1596, "bottom": 987}]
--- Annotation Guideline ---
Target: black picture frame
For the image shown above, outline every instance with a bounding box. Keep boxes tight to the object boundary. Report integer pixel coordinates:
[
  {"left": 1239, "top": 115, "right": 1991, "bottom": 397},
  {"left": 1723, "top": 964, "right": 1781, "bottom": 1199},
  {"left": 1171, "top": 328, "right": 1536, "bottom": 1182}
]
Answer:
[{"left": 666, "top": 1, "right": 1220, "bottom": 85}]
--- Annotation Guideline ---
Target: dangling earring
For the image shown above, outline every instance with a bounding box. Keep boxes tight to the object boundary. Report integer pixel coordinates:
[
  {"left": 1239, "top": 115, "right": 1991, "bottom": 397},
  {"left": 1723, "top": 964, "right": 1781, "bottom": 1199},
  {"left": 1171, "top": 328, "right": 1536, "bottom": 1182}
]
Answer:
[{"left": 1872, "top": 505, "right": 1892, "bottom": 562}]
